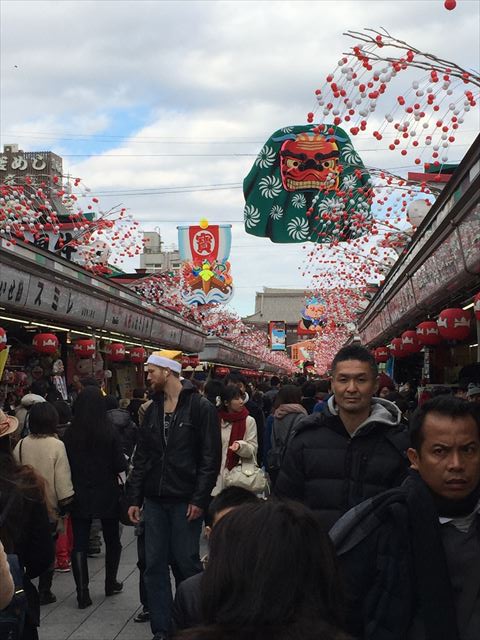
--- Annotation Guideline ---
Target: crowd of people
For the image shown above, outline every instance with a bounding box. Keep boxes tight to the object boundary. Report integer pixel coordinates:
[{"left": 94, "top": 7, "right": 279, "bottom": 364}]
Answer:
[{"left": 1, "top": 345, "right": 480, "bottom": 640}]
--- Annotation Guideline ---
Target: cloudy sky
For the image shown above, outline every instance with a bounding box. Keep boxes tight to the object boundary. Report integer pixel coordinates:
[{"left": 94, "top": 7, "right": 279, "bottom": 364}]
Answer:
[{"left": 1, "top": 0, "right": 479, "bottom": 316}]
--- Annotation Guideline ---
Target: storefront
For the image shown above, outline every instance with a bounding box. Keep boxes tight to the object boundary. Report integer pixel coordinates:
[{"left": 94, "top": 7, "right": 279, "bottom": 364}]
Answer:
[
  {"left": 198, "top": 336, "right": 289, "bottom": 379},
  {"left": 0, "top": 237, "right": 206, "bottom": 403},
  {"left": 358, "top": 135, "right": 480, "bottom": 390}
]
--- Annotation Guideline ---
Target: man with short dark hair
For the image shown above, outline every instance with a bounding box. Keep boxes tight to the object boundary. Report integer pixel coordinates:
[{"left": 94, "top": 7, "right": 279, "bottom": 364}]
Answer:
[
  {"left": 171, "top": 487, "right": 260, "bottom": 631},
  {"left": 331, "top": 395, "right": 480, "bottom": 640},
  {"left": 275, "top": 344, "right": 409, "bottom": 529},
  {"left": 127, "top": 351, "right": 221, "bottom": 640}
]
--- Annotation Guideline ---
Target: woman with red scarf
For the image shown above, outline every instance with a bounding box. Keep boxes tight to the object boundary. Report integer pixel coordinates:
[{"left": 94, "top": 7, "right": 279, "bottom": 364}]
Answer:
[{"left": 212, "top": 385, "right": 258, "bottom": 496}]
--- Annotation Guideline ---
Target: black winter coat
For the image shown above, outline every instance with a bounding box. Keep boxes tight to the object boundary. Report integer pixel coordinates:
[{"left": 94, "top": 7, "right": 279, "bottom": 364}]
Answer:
[
  {"left": 330, "top": 472, "right": 468, "bottom": 640},
  {"left": 274, "top": 398, "right": 409, "bottom": 530},
  {"left": 64, "top": 427, "right": 127, "bottom": 519},
  {"left": 172, "top": 571, "right": 203, "bottom": 631},
  {"left": 128, "top": 383, "right": 221, "bottom": 510},
  {"left": 107, "top": 408, "right": 138, "bottom": 458}
]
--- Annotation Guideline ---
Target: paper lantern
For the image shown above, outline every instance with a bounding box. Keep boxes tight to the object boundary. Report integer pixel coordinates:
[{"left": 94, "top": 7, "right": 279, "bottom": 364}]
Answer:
[
  {"left": 390, "top": 338, "right": 406, "bottom": 358},
  {"left": 437, "top": 308, "right": 471, "bottom": 341},
  {"left": 106, "top": 343, "right": 126, "bottom": 362},
  {"left": 401, "top": 330, "right": 422, "bottom": 354},
  {"left": 416, "top": 321, "right": 442, "bottom": 346},
  {"left": 33, "top": 333, "right": 59, "bottom": 354},
  {"left": 474, "top": 293, "right": 480, "bottom": 321},
  {"left": 216, "top": 366, "right": 230, "bottom": 376},
  {"left": 130, "top": 347, "right": 146, "bottom": 364},
  {"left": 73, "top": 338, "right": 96, "bottom": 358},
  {"left": 374, "top": 346, "right": 390, "bottom": 363},
  {"left": 0, "top": 328, "right": 7, "bottom": 351}
]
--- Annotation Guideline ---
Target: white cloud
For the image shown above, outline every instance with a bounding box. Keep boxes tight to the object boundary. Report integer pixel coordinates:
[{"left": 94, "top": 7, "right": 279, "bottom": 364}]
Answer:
[{"left": 1, "top": 0, "right": 479, "bottom": 316}]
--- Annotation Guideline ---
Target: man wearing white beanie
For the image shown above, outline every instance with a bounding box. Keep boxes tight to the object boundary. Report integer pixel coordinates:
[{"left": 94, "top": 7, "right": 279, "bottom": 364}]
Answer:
[{"left": 128, "top": 351, "right": 221, "bottom": 640}]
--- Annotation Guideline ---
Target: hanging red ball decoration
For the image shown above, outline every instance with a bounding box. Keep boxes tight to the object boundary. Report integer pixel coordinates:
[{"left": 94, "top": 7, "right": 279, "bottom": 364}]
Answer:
[
  {"left": 401, "top": 330, "right": 422, "bottom": 354},
  {"left": 444, "top": 0, "right": 456, "bottom": 10},
  {"left": 474, "top": 293, "right": 480, "bottom": 321},
  {"left": 0, "top": 328, "right": 7, "bottom": 351},
  {"left": 390, "top": 338, "right": 406, "bottom": 358},
  {"left": 129, "top": 347, "right": 146, "bottom": 364},
  {"left": 106, "top": 342, "right": 126, "bottom": 362},
  {"left": 437, "top": 308, "right": 471, "bottom": 341},
  {"left": 374, "top": 346, "right": 390, "bottom": 363},
  {"left": 32, "top": 333, "right": 59, "bottom": 354},
  {"left": 416, "top": 321, "right": 442, "bottom": 346},
  {"left": 73, "top": 338, "right": 96, "bottom": 358}
]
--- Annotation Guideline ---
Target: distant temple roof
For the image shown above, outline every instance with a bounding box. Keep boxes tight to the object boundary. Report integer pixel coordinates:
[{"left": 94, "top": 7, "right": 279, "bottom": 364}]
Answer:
[{"left": 243, "top": 288, "right": 307, "bottom": 325}]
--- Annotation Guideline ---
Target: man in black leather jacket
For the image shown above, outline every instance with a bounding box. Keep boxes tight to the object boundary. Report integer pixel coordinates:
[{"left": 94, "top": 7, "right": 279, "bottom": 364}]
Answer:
[{"left": 127, "top": 351, "right": 221, "bottom": 640}]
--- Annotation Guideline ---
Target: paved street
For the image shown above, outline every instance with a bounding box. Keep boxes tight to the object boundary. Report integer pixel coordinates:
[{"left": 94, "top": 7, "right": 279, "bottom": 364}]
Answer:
[{"left": 39, "top": 527, "right": 151, "bottom": 640}]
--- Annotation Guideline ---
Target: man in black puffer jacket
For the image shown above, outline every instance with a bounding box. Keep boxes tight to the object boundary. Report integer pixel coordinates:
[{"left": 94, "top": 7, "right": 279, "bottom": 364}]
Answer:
[
  {"left": 127, "top": 351, "right": 221, "bottom": 640},
  {"left": 274, "top": 344, "right": 409, "bottom": 530}
]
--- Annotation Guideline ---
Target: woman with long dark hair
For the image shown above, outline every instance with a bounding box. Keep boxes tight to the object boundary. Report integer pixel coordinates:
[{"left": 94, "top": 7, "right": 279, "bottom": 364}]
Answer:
[
  {"left": 63, "top": 386, "right": 127, "bottom": 608},
  {"left": 265, "top": 384, "right": 307, "bottom": 487},
  {"left": 177, "top": 499, "right": 348, "bottom": 640},
  {"left": 0, "top": 409, "right": 54, "bottom": 640}
]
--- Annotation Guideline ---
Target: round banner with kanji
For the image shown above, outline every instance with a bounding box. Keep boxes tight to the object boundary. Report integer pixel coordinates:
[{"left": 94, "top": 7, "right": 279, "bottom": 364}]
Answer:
[{"left": 243, "top": 125, "right": 372, "bottom": 243}]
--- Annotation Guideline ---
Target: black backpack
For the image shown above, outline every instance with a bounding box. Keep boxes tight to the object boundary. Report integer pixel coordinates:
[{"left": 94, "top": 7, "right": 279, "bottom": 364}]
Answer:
[{"left": 0, "top": 494, "right": 27, "bottom": 640}]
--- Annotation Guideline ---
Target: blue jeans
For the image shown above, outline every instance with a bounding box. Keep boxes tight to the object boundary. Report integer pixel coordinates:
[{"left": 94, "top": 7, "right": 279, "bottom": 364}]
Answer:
[{"left": 143, "top": 499, "right": 203, "bottom": 634}]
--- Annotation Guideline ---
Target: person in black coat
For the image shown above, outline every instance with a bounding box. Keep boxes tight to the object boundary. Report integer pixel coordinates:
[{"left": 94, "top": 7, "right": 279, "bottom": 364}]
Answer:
[
  {"left": 330, "top": 396, "right": 480, "bottom": 640},
  {"left": 127, "top": 352, "right": 221, "bottom": 640},
  {"left": 105, "top": 394, "right": 138, "bottom": 459},
  {"left": 172, "top": 487, "right": 261, "bottom": 631},
  {"left": 274, "top": 345, "right": 409, "bottom": 530},
  {"left": 0, "top": 415, "right": 55, "bottom": 640},
  {"left": 63, "top": 387, "right": 127, "bottom": 609},
  {"left": 127, "top": 388, "right": 147, "bottom": 426}
]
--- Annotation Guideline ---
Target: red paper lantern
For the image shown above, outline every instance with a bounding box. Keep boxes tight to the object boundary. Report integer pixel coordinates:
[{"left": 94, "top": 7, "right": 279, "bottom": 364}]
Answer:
[
  {"left": 73, "top": 338, "right": 96, "bottom": 358},
  {"left": 0, "top": 328, "right": 7, "bottom": 351},
  {"left": 401, "top": 330, "right": 422, "bottom": 354},
  {"left": 437, "top": 308, "right": 471, "bottom": 341},
  {"left": 474, "top": 293, "right": 480, "bottom": 321},
  {"left": 374, "top": 346, "right": 390, "bottom": 363},
  {"left": 106, "top": 343, "right": 126, "bottom": 362},
  {"left": 444, "top": 0, "right": 456, "bottom": 10},
  {"left": 33, "top": 333, "right": 59, "bottom": 354},
  {"left": 389, "top": 338, "right": 406, "bottom": 358},
  {"left": 130, "top": 347, "right": 146, "bottom": 364},
  {"left": 216, "top": 366, "right": 230, "bottom": 376},
  {"left": 416, "top": 321, "right": 442, "bottom": 346}
]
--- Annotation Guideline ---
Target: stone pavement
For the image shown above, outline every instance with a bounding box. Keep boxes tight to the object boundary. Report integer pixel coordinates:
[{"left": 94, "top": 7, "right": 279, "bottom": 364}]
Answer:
[{"left": 39, "top": 526, "right": 151, "bottom": 640}]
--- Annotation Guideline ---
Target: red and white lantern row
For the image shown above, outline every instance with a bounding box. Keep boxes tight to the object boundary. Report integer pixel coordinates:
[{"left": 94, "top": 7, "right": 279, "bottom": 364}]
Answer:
[
  {"left": 437, "top": 308, "right": 471, "bottom": 341},
  {"left": 106, "top": 342, "right": 126, "bottom": 362},
  {"left": 0, "top": 328, "right": 7, "bottom": 351},
  {"left": 182, "top": 355, "right": 200, "bottom": 368},
  {"left": 389, "top": 338, "right": 405, "bottom": 359},
  {"left": 416, "top": 321, "right": 442, "bottom": 346},
  {"left": 129, "top": 347, "right": 146, "bottom": 364},
  {"left": 73, "top": 338, "right": 96, "bottom": 358},
  {"left": 215, "top": 366, "right": 230, "bottom": 376},
  {"left": 33, "top": 333, "right": 59, "bottom": 354},
  {"left": 474, "top": 293, "right": 480, "bottom": 321},
  {"left": 401, "top": 330, "right": 422, "bottom": 354},
  {"left": 374, "top": 346, "right": 390, "bottom": 363}
]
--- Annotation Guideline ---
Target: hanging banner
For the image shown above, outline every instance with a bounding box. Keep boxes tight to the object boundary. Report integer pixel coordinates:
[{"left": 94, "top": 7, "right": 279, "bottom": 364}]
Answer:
[
  {"left": 298, "top": 295, "right": 328, "bottom": 335},
  {"left": 177, "top": 220, "right": 234, "bottom": 305},
  {"left": 269, "top": 320, "right": 286, "bottom": 351},
  {"left": 243, "top": 124, "right": 372, "bottom": 243}
]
